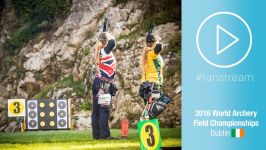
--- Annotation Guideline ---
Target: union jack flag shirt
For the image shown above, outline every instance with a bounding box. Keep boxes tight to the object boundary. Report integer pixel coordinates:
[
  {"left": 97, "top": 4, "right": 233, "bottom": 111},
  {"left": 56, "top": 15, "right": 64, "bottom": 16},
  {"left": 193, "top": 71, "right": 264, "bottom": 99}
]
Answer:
[{"left": 96, "top": 47, "right": 116, "bottom": 80}]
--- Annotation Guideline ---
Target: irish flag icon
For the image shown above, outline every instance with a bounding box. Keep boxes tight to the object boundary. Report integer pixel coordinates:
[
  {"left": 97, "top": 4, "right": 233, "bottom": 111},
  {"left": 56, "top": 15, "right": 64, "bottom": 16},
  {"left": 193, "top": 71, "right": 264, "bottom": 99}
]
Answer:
[{"left": 231, "top": 128, "right": 245, "bottom": 138}]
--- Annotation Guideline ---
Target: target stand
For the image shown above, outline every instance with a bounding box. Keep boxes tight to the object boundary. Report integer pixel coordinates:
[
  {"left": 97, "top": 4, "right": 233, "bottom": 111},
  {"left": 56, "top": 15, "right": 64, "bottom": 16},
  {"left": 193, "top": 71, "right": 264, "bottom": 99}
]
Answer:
[{"left": 25, "top": 99, "right": 72, "bottom": 130}]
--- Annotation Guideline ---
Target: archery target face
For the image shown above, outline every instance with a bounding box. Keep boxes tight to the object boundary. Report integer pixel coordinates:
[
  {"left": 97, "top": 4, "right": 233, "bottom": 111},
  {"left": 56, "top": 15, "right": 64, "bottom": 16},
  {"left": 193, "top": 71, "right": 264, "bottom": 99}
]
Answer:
[
  {"left": 27, "top": 100, "right": 38, "bottom": 129},
  {"left": 26, "top": 99, "right": 69, "bottom": 130},
  {"left": 57, "top": 100, "right": 68, "bottom": 129}
]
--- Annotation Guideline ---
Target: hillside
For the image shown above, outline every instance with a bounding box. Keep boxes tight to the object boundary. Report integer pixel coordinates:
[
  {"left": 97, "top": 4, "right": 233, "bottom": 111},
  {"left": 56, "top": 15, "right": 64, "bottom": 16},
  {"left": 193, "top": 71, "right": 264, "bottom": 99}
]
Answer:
[{"left": 0, "top": 0, "right": 181, "bottom": 131}]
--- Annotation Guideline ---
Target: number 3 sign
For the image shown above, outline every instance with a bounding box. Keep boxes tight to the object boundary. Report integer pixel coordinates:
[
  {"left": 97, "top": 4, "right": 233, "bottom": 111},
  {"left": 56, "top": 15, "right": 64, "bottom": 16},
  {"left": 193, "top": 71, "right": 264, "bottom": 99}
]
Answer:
[
  {"left": 8, "top": 99, "right": 25, "bottom": 117},
  {"left": 138, "top": 118, "right": 162, "bottom": 150}
]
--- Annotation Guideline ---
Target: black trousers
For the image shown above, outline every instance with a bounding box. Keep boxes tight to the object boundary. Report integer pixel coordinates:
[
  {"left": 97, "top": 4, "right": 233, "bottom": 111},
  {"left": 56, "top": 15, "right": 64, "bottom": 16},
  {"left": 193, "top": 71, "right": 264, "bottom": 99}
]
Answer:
[
  {"left": 91, "top": 77, "right": 110, "bottom": 139},
  {"left": 139, "top": 82, "right": 161, "bottom": 104},
  {"left": 139, "top": 81, "right": 171, "bottom": 118}
]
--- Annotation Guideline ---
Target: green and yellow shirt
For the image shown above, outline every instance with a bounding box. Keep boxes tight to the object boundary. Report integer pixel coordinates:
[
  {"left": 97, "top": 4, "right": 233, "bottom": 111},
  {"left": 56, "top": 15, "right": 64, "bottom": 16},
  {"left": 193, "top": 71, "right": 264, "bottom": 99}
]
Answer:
[{"left": 141, "top": 48, "right": 164, "bottom": 85}]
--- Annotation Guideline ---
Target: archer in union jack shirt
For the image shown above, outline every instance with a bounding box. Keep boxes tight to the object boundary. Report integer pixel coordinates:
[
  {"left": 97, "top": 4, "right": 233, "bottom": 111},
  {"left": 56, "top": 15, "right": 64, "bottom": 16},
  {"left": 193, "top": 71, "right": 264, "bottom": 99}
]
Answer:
[
  {"left": 92, "top": 32, "right": 117, "bottom": 140},
  {"left": 96, "top": 35, "right": 116, "bottom": 80}
]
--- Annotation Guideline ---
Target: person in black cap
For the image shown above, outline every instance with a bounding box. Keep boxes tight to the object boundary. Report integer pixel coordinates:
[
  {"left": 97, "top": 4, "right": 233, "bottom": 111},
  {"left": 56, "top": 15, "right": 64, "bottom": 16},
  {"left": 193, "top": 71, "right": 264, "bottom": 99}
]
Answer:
[
  {"left": 139, "top": 25, "right": 171, "bottom": 120},
  {"left": 91, "top": 18, "right": 118, "bottom": 140}
]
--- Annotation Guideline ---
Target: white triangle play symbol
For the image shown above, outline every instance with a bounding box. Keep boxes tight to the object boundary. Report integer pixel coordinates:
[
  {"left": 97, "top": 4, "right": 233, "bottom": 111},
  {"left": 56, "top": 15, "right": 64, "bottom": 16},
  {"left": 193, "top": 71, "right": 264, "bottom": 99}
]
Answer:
[{"left": 216, "top": 25, "right": 239, "bottom": 55}]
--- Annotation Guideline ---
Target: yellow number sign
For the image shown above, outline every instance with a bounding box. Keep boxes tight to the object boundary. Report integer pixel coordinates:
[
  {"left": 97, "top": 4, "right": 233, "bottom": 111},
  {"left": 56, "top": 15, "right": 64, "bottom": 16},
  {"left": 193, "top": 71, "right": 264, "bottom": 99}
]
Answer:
[
  {"left": 8, "top": 99, "right": 25, "bottom": 117},
  {"left": 138, "top": 118, "right": 162, "bottom": 150}
]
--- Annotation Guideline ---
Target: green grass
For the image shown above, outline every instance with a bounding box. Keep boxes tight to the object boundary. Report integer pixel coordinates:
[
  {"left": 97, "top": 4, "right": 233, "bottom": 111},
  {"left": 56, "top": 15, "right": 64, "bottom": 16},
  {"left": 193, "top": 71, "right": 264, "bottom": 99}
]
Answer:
[{"left": 0, "top": 128, "right": 181, "bottom": 150}]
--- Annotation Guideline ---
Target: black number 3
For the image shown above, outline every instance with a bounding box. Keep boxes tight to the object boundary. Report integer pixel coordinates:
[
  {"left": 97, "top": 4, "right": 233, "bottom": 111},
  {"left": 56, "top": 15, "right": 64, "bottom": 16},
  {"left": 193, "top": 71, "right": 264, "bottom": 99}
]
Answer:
[
  {"left": 13, "top": 102, "right": 20, "bottom": 113},
  {"left": 145, "top": 125, "right": 155, "bottom": 146}
]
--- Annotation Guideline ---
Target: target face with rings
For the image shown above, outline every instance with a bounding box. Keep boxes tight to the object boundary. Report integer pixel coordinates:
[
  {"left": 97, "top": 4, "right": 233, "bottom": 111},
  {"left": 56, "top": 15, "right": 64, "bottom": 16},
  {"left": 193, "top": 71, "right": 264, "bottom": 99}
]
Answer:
[
  {"left": 29, "top": 120, "right": 37, "bottom": 128},
  {"left": 58, "top": 101, "right": 66, "bottom": 109},
  {"left": 28, "top": 102, "right": 36, "bottom": 110},
  {"left": 58, "top": 110, "right": 66, "bottom": 118},
  {"left": 26, "top": 99, "right": 70, "bottom": 130},
  {"left": 29, "top": 111, "right": 37, "bottom": 119},
  {"left": 58, "top": 119, "right": 66, "bottom": 127}
]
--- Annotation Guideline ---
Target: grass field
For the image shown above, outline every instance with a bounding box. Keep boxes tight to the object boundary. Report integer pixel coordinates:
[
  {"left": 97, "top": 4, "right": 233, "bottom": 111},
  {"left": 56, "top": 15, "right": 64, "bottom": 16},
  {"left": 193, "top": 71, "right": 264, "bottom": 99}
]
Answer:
[{"left": 0, "top": 128, "right": 181, "bottom": 150}]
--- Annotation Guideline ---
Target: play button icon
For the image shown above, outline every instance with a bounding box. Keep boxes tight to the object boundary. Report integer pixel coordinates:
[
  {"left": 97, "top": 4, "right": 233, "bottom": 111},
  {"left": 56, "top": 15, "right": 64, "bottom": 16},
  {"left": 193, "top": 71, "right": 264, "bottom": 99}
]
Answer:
[
  {"left": 196, "top": 11, "right": 252, "bottom": 68},
  {"left": 216, "top": 25, "right": 239, "bottom": 55}
]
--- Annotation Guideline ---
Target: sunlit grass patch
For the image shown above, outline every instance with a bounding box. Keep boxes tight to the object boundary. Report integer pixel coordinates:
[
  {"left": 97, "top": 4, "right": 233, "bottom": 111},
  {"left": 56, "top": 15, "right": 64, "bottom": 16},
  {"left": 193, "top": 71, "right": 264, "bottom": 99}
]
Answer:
[{"left": 0, "top": 128, "right": 181, "bottom": 150}]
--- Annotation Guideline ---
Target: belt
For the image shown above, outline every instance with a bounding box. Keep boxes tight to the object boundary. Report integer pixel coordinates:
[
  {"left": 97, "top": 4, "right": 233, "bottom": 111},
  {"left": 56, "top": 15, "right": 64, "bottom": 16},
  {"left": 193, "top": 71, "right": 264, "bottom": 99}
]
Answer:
[{"left": 97, "top": 76, "right": 113, "bottom": 83}]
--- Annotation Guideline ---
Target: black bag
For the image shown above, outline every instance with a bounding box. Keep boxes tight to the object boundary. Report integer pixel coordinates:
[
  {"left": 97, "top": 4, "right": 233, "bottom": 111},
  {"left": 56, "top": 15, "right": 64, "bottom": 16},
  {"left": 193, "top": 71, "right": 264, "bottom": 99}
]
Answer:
[
  {"left": 139, "top": 82, "right": 160, "bottom": 102},
  {"left": 109, "top": 82, "right": 118, "bottom": 96},
  {"left": 148, "top": 94, "right": 171, "bottom": 119}
]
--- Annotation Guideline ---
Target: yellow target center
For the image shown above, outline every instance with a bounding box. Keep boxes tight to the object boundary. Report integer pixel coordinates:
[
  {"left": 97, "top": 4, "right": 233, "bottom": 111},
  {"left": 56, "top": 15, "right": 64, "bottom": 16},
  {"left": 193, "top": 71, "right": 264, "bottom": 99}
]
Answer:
[
  {"left": 49, "top": 112, "right": 55, "bottom": 117},
  {"left": 39, "top": 102, "right": 45, "bottom": 108},
  {"left": 40, "top": 112, "right": 45, "bottom": 117},
  {"left": 50, "top": 121, "right": 55, "bottom": 127},
  {"left": 49, "top": 102, "right": 55, "bottom": 107},
  {"left": 40, "top": 121, "right": 45, "bottom": 127}
]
